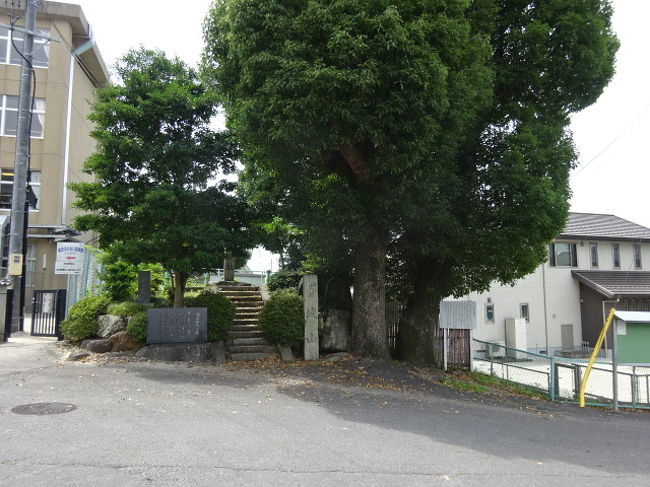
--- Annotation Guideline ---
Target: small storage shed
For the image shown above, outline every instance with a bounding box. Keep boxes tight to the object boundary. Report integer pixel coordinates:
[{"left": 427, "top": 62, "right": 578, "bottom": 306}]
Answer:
[{"left": 613, "top": 311, "right": 650, "bottom": 364}]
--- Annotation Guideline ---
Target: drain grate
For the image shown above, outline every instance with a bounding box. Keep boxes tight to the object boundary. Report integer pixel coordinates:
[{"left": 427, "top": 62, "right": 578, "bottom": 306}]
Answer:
[{"left": 11, "top": 402, "right": 77, "bottom": 415}]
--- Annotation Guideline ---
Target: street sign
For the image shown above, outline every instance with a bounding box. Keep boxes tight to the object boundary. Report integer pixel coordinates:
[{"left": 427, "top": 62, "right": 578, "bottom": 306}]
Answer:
[{"left": 54, "top": 242, "right": 85, "bottom": 274}]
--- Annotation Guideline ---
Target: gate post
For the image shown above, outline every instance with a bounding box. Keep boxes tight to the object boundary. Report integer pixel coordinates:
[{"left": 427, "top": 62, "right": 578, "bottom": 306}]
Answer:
[{"left": 1, "top": 281, "right": 11, "bottom": 342}]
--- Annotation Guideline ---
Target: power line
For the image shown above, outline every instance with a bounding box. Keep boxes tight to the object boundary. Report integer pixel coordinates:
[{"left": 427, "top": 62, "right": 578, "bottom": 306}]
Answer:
[
  {"left": 574, "top": 101, "right": 650, "bottom": 175},
  {"left": 38, "top": 1, "right": 105, "bottom": 87}
]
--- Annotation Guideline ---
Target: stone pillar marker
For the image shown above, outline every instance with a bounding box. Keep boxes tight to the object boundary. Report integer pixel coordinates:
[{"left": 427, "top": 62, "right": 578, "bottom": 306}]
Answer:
[
  {"left": 303, "top": 274, "right": 319, "bottom": 360},
  {"left": 137, "top": 270, "right": 151, "bottom": 304},
  {"left": 224, "top": 251, "right": 235, "bottom": 282}
]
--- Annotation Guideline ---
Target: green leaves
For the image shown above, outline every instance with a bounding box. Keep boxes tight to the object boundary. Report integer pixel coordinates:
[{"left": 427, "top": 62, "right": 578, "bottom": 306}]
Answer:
[{"left": 71, "top": 48, "right": 255, "bottom": 289}]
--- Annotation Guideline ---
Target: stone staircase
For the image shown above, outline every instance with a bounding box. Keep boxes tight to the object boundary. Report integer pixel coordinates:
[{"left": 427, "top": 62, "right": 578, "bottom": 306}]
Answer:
[{"left": 217, "top": 282, "right": 277, "bottom": 361}]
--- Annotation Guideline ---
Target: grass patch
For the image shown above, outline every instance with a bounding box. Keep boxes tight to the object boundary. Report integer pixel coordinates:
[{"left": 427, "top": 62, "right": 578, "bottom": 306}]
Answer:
[{"left": 440, "top": 371, "right": 547, "bottom": 400}]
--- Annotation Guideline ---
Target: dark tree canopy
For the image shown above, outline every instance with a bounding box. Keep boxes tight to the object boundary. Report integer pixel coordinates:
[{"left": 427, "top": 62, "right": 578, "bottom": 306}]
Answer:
[
  {"left": 72, "top": 48, "right": 254, "bottom": 307},
  {"left": 203, "top": 0, "right": 618, "bottom": 362}
]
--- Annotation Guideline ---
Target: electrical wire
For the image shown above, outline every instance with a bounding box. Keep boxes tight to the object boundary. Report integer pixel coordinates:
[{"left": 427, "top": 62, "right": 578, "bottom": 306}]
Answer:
[
  {"left": 38, "top": 1, "right": 105, "bottom": 87},
  {"left": 574, "top": 101, "right": 650, "bottom": 175}
]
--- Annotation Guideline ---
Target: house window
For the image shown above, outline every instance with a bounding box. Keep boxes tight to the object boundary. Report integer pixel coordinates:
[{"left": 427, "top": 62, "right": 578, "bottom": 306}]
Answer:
[
  {"left": 590, "top": 243, "right": 598, "bottom": 268},
  {"left": 485, "top": 303, "right": 495, "bottom": 323},
  {"left": 0, "top": 26, "right": 50, "bottom": 68},
  {"left": 634, "top": 244, "right": 642, "bottom": 270},
  {"left": 0, "top": 169, "right": 40, "bottom": 210},
  {"left": 549, "top": 242, "right": 577, "bottom": 267},
  {"left": 520, "top": 303, "right": 529, "bottom": 323},
  {"left": 0, "top": 95, "right": 45, "bottom": 138},
  {"left": 612, "top": 243, "right": 621, "bottom": 269}
]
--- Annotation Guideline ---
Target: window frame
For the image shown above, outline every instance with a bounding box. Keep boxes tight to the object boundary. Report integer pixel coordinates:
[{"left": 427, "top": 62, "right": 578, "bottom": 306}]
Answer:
[
  {"left": 634, "top": 244, "right": 642, "bottom": 270},
  {"left": 612, "top": 243, "right": 621, "bottom": 270},
  {"left": 589, "top": 242, "right": 598, "bottom": 269},
  {"left": 0, "top": 94, "right": 45, "bottom": 138},
  {"left": 485, "top": 303, "right": 495, "bottom": 324},
  {"left": 0, "top": 26, "right": 50, "bottom": 68},
  {"left": 519, "top": 303, "right": 529, "bottom": 323},
  {"left": 0, "top": 168, "right": 40, "bottom": 211},
  {"left": 549, "top": 242, "right": 578, "bottom": 268}
]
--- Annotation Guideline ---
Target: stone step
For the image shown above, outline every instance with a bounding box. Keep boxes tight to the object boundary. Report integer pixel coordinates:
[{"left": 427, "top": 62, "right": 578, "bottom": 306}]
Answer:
[
  {"left": 228, "top": 330, "right": 264, "bottom": 339},
  {"left": 228, "top": 351, "right": 277, "bottom": 361},
  {"left": 218, "top": 285, "right": 259, "bottom": 291},
  {"left": 235, "top": 308, "right": 261, "bottom": 314},
  {"left": 228, "top": 337, "right": 269, "bottom": 346},
  {"left": 230, "top": 324, "right": 262, "bottom": 331},
  {"left": 233, "top": 320, "right": 259, "bottom": 326},
  {"left": 221, "top": 290, "right": 260, "bottom": 296},
  {"left": 231, "top": 300, "right": 263, "bottom": 308},
  {"left": 227, "top": 297, "right": 263, "bottom": 304},
  {"left": 229, "top": 344, "right": 277, "bottom": 354}
]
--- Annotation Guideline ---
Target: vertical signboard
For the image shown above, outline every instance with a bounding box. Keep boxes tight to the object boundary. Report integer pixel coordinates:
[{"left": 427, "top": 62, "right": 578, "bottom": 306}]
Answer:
[{"left": 54, "top": 242, "right": 85, "bottom": 275}]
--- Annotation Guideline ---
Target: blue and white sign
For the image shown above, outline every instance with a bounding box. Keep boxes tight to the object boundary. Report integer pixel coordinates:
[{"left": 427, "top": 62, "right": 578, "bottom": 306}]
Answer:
[{"left": 55, "top": 242, "right": 85, "bottom": 275}]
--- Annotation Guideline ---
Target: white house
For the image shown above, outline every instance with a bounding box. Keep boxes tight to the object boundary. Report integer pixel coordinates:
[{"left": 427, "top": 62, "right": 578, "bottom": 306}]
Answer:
[{"left": 467, "top": 212, "right": 650, "bottom": 356}]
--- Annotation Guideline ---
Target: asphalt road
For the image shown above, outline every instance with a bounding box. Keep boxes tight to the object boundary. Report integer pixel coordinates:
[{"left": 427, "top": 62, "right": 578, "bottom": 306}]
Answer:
[{"left": 1, "top": 336, "right": 650, "bottom": 486}]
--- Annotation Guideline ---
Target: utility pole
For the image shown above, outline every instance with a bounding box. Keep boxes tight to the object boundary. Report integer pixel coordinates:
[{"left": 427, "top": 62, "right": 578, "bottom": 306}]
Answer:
[{"left": 6, "top": 0, "right": 37, "bottom": 332}]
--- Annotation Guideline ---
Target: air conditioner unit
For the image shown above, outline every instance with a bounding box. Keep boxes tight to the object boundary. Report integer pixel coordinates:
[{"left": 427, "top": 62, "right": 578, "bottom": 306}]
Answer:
[{"left": 486, "top": 340, "right": 506, "bottom": 358}]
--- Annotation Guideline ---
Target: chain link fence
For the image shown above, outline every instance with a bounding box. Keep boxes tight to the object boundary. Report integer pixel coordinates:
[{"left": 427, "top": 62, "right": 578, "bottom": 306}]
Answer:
[{"left": 472, "top": 339, "right": 650, "bottom": 410}]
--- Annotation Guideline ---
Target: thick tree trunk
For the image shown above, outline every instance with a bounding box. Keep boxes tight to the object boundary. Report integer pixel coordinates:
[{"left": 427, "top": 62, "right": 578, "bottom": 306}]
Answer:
[
  {"left": 397, "top": 261, "right": 446, "bottom": 367},
  {"left": 350, "top": 229, "right": 390, "bottom": 359},
  {"left": 173, "top": 270, "right": 188, "bottom": 308}
]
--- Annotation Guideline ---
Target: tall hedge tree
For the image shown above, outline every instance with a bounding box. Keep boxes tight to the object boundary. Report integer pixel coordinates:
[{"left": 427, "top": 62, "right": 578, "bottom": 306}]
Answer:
[
  {"left": 71, "top": 49, "right": 252, "bottom": 307},
  {"left": 204, "top": 0, "right": 618, "bottom": 361},
  {"left": 204, "top": 0, "right": 493, "bottom": 358}
]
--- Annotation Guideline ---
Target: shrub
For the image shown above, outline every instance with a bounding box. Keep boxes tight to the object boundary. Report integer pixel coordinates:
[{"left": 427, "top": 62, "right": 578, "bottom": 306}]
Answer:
[
  {"left": 60, "top": 295, "right": 111, "bottom": 341},
  {"left": 258, "top": 289, "right": 304, "bottom": 350},
  {"left": 185, "top": 290, "right": 235, "bottom": 341},
  {"left": 125, "top": 312, "right": 148, "bottom": 343},
  {"left": 106, "top": 301, "right": 149, "bottom": 318},
  {"left": 266, "top": 270, "right": 303, "bottom": 292}
]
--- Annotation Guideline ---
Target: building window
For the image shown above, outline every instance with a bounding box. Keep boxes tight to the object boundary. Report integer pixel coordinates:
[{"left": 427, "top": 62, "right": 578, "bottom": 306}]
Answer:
[
  {"left": 485, "top": 303, "right": 495, "bottom": 324},
  {"left": 520, "top": 303, "right": 529, "bottom": 323},
  {"left": 0, "top": 26, "right": 50, "bottom": 68},
  {"left": 590, "top": 243, "right": 598, "bottom": 268},
  {"left": 612, "top": 243, "right": 620, "bottom": 269},
  {"left": 549, "top": 242, "right": 577, "bottom": 267},
  {"left": 0, "top": 95, "right": 45, "bottom": 138},
  {"left": 0, "top": 169, "right": 40, "bottom": 210},
  {"left": 634, "top": 244, "right": 642, "bottom": 270}
]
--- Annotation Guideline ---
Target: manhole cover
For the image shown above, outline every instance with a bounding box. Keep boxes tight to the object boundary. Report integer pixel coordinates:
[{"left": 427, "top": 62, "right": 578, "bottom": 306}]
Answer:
[{"left": 11, "top": 403, "right": 77, "bottom": 415}]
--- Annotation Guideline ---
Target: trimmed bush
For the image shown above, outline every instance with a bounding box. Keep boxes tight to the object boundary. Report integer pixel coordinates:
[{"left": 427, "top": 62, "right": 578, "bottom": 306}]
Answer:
[
  {"left": 61, "top": 295, "right": 111, "bottom": 341},
  {"left": 125, "top": 312, "right": 148, "bottom": 343},
  {"left": 266, "top": 270, "right": 302, "bottom": 292},
  {"left": 185, "top": 290, "right": 235, "bottom": 341},
  {"left": 258, "top": 289, "right": 304, "bottom": 351},
  {"left": 106, "top": 301, "right": 149, "bottom": 318}
]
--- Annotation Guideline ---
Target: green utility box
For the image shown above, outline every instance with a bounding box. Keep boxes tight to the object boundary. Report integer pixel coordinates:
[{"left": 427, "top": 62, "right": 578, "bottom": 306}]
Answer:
[{"left": 614, "top": 311, "right": 650, "bottom": 364}]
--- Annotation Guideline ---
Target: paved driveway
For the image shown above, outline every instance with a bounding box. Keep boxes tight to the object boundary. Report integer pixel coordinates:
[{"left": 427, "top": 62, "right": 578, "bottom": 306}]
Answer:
[{"left": 1, "top": 338, "right": 650, "bottom": 486}]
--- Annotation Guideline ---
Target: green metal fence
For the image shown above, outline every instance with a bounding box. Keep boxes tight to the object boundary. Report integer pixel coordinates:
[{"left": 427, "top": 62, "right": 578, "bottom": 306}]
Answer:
[{"left": 472, "top": 339, "right": 650, "bottom": 410}]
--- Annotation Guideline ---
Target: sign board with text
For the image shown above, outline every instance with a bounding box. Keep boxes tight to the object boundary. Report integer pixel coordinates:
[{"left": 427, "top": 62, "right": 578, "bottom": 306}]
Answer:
[
  {"left": 146, "top": 308, "right": 208, "bottom": 344},
  {"left": 54, "top": 243, "right": 85, "bottom": 275}
]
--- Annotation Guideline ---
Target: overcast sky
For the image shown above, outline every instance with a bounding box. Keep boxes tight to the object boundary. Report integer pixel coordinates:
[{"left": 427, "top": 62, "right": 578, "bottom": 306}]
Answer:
[{"left": 59, "top": 0, "right": 650, "bottom": 262}]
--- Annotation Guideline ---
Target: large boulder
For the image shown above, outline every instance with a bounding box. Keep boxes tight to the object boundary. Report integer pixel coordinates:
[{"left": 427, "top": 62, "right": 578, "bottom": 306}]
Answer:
[
  {"left": 108, "top": 331, "right": 142, "bottom": 352},
  {"left": 319, "top": 309, "right": 351, "bottom": 352},
  {"left": 97, "top": 315, "right": 126, "bottom": 338},
  {"left": 80, "top": 338, "right": 113, "bottom": 354}
]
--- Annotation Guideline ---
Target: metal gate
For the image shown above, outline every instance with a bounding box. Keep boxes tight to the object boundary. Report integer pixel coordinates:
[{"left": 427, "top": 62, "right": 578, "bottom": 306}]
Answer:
[
  {"left": 2, "top": 289, "right": 13, "bottom": 342},
  {"left": 31, "top": 289, "right": 66, "bottom": 339}
]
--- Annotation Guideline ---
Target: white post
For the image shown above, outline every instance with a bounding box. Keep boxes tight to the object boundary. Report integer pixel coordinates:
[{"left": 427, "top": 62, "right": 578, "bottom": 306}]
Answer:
[{"left": 443, "top": 327, "right": 448, "bottom": 371}]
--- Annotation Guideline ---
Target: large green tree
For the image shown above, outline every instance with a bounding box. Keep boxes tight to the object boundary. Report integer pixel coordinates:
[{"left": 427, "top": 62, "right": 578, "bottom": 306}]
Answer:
[
  {"left": 71, "top": 48, "right": 253, "bottom": 307},
  {"left": 204, "top": 0, "right": 618, "bottom": 361},
  {"left": 204, "top": 0, "right": 492, "bottom": 358}
]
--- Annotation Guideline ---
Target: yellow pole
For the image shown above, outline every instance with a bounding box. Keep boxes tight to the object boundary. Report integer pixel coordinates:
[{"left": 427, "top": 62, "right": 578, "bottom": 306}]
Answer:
[{"left": 579, "top": 307, "right": 616, "bottom": 407}]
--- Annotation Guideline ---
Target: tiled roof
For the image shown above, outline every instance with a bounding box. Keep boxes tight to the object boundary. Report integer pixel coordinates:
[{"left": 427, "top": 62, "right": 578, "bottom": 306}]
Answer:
[
  {"left": 560, "top": 213, "right": 650, "bottom": 242},
  {"left": 572, "top": 271, "right": 650, "bottom": 298}
]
